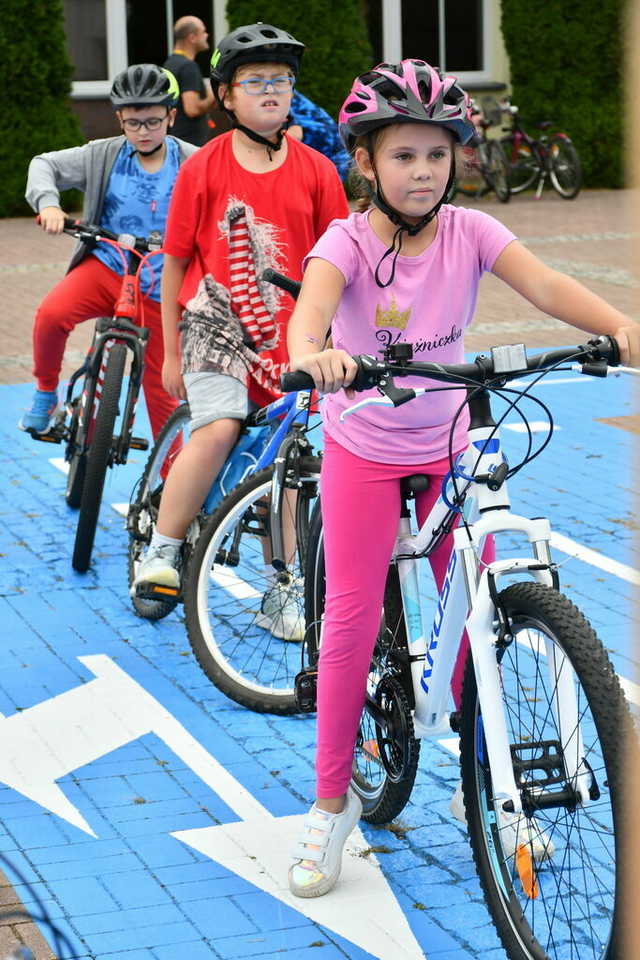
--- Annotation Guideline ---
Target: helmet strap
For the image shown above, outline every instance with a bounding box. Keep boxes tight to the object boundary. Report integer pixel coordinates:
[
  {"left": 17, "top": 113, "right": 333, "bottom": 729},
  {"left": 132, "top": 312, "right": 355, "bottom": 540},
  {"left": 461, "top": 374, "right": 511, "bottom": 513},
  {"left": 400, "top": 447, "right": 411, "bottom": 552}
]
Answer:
[
  {"left": 128, "top": 140, "right": 165, "bottom": 159},
  {"left": 369, "top": 141, "right": 456, "bottom": 288},
  {"left": 222, "top": 109, "right": 284, "bottom": 161}
]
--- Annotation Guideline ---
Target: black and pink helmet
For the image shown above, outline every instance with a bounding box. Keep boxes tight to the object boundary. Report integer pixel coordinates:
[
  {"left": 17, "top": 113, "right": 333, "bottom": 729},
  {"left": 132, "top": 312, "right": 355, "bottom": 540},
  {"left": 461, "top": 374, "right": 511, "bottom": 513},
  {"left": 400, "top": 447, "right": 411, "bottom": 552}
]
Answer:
[{"left": 338, "top": 59, "right": 475, "bottom": 152}]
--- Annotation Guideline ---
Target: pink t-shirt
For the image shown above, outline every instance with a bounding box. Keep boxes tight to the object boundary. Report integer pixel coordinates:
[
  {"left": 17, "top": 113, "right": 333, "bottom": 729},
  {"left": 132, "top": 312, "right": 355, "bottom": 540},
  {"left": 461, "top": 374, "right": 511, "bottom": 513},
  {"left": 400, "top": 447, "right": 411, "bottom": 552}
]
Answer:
[{"left": 305, "top": 205, "right": 516, "bottom": 464}]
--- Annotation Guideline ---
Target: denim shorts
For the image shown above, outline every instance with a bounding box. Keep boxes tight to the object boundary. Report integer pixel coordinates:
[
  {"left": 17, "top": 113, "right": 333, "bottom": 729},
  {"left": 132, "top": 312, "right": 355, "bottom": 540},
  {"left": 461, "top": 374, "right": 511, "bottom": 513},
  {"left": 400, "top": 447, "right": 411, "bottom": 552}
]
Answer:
[{"left": 183, "top": 371, "right": 250, "bottom": 432}]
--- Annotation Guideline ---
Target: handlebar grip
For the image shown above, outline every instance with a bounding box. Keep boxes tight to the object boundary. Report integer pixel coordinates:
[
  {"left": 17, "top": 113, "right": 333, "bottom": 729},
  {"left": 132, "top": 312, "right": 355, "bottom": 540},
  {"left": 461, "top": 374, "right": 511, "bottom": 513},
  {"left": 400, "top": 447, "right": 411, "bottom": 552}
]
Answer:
[
  {"left": 64, "top": 216, "right": 80, "bottom": 229},
  {"left": 280, "top": 370, "right": 316, "bottom": 392},
  {"left": 261, "top": 268, "right": 301, "bottom": 300}
]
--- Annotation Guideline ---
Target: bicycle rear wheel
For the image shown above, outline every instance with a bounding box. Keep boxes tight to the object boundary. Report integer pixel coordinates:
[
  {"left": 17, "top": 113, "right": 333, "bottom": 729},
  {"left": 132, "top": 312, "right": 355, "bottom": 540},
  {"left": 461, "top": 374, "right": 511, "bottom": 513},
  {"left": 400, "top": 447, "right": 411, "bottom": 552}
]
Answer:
[
  {"left": 304, "top": 508, "right": 420, "bottom": 823},
  {"left": 72, "top": 344, "right": 126, "bottom": 572},
  {"left": 548, "top": 136, "right": 583, "bottom": 199},
  {"left": 65, "top": 397, "right": 87, "bottom": 509},
  {"left": 460, "top": 582, "right": 631, "bottom": 960},
  {"left": 502, "top": 136, "right": 539, "bottom": 194},
  {"left": 184, "top": 458, "right": 320, "bottom": 713},
  {"left": 485, "top": 140, "right": 511, "bottom": 203},
  {"left": 127, "top": 403, "right": 191, "bottom": 620}
]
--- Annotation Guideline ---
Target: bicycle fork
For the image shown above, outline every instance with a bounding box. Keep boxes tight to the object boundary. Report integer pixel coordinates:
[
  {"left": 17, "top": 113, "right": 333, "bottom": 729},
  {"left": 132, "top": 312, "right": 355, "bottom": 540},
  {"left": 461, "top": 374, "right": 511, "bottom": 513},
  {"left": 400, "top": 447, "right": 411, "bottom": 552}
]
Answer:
[{"left": 459, "top": 516, "right": 593, "bottom": 815}]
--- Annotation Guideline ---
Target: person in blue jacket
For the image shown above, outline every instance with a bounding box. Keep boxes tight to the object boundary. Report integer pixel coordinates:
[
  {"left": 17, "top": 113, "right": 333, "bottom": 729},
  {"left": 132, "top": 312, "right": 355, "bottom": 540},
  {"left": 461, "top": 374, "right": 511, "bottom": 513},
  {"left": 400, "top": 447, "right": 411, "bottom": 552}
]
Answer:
[{"left": 288, "top": 90, "right": 350, "bottom": 180}]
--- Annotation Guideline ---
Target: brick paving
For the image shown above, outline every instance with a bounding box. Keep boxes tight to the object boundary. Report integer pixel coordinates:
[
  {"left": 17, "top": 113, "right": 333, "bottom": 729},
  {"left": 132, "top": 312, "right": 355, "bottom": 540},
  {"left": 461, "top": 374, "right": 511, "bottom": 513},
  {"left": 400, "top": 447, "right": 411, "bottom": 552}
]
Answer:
[{"left": 0, "top": 189, "right": 638, "bottom": 959}]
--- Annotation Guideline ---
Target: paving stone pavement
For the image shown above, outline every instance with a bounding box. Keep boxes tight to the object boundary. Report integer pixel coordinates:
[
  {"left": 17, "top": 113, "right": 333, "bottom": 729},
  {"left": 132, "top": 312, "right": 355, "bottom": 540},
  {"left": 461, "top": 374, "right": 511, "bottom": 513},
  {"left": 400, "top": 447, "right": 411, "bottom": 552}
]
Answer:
[{"left": 0, "top": 189, "right": 638, "bottom": 959}]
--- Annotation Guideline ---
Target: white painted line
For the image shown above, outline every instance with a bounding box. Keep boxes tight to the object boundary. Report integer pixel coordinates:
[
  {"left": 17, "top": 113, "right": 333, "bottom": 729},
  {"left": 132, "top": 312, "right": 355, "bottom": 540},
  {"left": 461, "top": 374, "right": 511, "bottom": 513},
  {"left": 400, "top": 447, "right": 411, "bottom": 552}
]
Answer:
[
  {"left": 112, "top": 503, "right": 129, "bottom": 517},
  {"left": 503, "top": 421, "right": 560, "bottom": 433},
  {"left": 49, "top": 457, "right": 69, "bottom": 475},
  {"left": 438, "top": 736, "right": 459, "bottom": 758},
  {"left": 550, "top": 531, "right": 640, "bottom": 586},
  {"left": 210, "top": 569, "right": 261, "bottom": 602}
]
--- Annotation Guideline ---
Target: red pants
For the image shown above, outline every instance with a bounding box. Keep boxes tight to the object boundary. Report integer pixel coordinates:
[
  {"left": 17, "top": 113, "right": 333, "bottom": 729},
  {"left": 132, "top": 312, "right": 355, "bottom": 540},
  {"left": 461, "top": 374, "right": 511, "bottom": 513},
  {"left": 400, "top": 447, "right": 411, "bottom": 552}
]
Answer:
[{"left": 32, "top": 255, "right": 177, "bottom": 439}]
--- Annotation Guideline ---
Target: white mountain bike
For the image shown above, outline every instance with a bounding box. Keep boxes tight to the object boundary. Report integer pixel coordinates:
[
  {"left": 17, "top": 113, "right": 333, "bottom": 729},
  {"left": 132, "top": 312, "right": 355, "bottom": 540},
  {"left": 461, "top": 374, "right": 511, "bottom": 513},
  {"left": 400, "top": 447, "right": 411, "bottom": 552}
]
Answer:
[{"left": 286, "top": 336, "right": 633, "bottom": 960}]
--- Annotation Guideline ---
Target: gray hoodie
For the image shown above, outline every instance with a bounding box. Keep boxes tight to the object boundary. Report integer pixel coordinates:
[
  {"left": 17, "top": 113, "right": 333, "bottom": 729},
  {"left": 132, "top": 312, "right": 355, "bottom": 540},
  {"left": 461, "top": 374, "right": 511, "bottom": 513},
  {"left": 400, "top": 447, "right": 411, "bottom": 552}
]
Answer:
[{"left": 25, "top": 135, "right": 199, "bottom": 272}]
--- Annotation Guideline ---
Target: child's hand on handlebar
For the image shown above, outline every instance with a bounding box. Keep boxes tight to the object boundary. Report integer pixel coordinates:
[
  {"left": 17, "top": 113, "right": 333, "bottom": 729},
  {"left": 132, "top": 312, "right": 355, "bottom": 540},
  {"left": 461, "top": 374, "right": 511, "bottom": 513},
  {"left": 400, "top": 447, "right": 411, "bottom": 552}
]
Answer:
[
  {"left": 614, "top": 323, "right": 640, "bottom": 367},
  {"left": 36, "top": 207, "right": 66, "bottom": 235},
  {"left": 290, "top": 349, "right": 358, "bottom": 393}
]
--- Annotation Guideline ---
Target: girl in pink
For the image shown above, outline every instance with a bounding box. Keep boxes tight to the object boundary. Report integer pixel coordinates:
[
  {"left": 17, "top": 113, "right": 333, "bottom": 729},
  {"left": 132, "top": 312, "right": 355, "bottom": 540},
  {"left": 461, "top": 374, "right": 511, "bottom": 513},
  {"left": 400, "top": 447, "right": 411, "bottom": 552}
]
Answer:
[{"left": 285, "top": 59, "right": 640, "bottom": 899}]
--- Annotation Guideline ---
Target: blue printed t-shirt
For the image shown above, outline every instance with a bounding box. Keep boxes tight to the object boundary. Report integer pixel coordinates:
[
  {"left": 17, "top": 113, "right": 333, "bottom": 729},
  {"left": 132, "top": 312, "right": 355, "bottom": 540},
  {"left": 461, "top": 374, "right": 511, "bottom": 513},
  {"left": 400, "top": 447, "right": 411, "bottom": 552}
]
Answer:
[{"left": 94, "top": 138, "right": 180, "bottom": 301}]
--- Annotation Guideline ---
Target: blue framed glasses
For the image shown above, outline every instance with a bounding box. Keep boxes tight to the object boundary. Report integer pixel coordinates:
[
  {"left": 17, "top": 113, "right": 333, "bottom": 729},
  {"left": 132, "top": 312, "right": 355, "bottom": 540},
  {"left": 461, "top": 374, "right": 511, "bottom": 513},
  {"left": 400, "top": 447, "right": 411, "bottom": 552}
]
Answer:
[{"left": 231, "top": 75, "right": 295, "bottom": 96}]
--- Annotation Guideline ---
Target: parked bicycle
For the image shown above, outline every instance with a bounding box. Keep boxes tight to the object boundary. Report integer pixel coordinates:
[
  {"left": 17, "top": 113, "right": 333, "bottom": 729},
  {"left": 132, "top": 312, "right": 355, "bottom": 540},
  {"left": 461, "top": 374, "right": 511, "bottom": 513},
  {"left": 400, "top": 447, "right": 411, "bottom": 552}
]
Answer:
[
  {"left": 285, "top": 336, "right": 632, "bottom": 960},
  {"left": 128, "top": 270, "right": 322, "bottom": 713},
  {"left": 500, "top": 99, "right": 583, "bottom": 199},
  {"left": 456, "top": 97, "right": 510, "bottom": 203},
  {"left": 25, "top": 219, "right": 165, "bottom": 572}
]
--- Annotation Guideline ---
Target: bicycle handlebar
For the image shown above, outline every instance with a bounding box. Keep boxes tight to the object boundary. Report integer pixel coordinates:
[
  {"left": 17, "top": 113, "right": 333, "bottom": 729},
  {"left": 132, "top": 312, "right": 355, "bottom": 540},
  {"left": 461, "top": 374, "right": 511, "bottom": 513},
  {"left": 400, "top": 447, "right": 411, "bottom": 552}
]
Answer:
[
  {"left": 280, "top": 337, "right": 620, "bottom": 397},
  {"left": 261, "top": 268, "right": 301, "bottom": 300},
  {"left": 62, "top": 217, "right": 162, "bottom": 253}
]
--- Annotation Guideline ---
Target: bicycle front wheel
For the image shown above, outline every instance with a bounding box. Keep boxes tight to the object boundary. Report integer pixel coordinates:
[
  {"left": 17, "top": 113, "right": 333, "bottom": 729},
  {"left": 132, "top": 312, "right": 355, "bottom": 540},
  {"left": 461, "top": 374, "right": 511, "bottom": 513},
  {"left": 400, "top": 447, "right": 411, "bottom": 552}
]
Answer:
[
  {"left": 127, "top": 403, "right": 191, "bottom": 620},
  {"left": 548, "top": 136, "right": 583, "bottom": 199},
  {"left": 72, "top": 344, "right": 126, "bottom": 572},
  {"left": 460, "top": 582, "right": 631, "bottom": 960},
  {"left": 485, "top": 140, "right": 511, "bottom": 203},
  {"left": 184, "top": 459, "right": 320, "bottom": 713}
]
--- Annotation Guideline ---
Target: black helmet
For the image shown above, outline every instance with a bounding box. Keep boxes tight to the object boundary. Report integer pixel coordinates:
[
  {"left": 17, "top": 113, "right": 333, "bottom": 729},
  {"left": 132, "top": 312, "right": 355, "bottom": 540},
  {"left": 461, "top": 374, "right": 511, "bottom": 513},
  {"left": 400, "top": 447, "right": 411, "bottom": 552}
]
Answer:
[
  {"left": 110, "top": 64, "right": 179, "bottom": 109},
  {"left": 210, "top": 23, "right": 304, "bottom": 85}
]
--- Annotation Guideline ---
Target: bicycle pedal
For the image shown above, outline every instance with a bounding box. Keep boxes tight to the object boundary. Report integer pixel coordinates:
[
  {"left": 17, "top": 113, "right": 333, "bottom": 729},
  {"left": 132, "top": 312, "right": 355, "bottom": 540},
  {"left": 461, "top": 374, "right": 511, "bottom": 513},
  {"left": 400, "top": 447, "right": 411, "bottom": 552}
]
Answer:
[
  {"left": 129, "top": 436, "right": 149, "bottom": 450},
  {"left": 26, "top": 425, "right": 65, "bottom": 444},
  {"left": 294, "top": 668, "right": 317, "bottom": 713},
  {"left": 134, "top": 582, "right": 181, "bottom": 602}
]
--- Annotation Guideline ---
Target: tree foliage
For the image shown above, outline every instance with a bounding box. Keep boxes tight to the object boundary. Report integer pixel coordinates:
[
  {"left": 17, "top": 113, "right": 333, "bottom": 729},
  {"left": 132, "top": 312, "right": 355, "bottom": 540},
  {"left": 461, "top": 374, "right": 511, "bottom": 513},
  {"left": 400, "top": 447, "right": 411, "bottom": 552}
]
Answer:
[
  {"left": 1, "top": 0, "right": 82, "bottom": 216},
  {"left": 500, "top": 0, "right": 625, "bottom": 188},
  {"left": 225, "top": 0, "right": 372, "bottom": 120}
]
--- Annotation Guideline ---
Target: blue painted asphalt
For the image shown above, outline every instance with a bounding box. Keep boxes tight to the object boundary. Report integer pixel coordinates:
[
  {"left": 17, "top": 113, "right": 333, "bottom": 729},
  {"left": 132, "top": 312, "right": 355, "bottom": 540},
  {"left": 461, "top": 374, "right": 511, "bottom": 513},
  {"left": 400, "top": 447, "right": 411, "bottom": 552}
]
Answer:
[{"left": 0, "top": 361, "right": 637, "bottom": 960}]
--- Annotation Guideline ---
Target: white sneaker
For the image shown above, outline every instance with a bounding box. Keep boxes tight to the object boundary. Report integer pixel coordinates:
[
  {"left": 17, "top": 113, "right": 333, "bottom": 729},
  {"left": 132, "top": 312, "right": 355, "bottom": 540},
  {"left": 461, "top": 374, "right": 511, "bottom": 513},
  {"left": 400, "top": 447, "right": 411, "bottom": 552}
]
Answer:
[
  {"left": 132, "top": 543, "right": 180, "bottom": 592},
  {"left": 289, "top": 788, "right": 363, "bottom": 898},
  {"left": 256, "top": 578, "right": 305, "bottom": 642},
  {"left": 450, "top": 781, "right": 555, "bottom": 862}
]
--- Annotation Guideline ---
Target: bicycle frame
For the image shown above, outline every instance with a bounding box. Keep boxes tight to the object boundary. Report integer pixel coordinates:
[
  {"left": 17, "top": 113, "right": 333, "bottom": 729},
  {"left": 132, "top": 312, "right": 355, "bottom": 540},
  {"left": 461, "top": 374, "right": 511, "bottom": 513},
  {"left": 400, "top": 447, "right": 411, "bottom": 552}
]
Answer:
[{"left": 389, "top": 407, "right": 591, "bottom": 817}]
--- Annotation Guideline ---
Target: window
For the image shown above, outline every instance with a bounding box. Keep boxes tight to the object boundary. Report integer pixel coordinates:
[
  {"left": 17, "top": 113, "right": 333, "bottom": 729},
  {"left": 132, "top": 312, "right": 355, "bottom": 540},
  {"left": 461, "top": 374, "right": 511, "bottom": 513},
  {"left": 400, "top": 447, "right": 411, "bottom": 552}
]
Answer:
[
  {"left": 63, "top": 0, "right": 108, "bottom": 81},
  {"left": 401, "top": 0, "right": 484, "bottom": 73}
]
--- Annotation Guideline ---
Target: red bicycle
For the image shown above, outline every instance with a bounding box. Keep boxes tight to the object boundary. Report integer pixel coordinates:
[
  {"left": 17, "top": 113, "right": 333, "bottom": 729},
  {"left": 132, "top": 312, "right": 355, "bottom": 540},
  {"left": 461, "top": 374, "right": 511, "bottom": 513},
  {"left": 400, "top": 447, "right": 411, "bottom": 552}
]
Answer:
[
  {"left": 500, "top": 99, "right": 583, "bottom": 199},
  {"left": 29, "top": 219, "right": 163, "bottom": 572}
]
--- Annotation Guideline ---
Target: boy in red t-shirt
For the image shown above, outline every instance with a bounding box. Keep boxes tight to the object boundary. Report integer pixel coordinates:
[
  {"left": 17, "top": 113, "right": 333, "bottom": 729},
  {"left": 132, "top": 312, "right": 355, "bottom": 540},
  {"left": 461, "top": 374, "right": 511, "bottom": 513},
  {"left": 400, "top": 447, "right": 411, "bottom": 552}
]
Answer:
[{"left": 133, "top": 22, "right": 348, "bottom": 635}]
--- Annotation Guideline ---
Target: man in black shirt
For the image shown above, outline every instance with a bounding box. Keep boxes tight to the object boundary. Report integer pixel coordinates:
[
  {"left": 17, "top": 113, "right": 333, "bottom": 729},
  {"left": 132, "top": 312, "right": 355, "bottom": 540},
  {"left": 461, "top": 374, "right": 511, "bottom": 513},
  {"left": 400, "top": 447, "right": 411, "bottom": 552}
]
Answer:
[{"left": 164, "top": 16, "right": 216, "bottom": 146}]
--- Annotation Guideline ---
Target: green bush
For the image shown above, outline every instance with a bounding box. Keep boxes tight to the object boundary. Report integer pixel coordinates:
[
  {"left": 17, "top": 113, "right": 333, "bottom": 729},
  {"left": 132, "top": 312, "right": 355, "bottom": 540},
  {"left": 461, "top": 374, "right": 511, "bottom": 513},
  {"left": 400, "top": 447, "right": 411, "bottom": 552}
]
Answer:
[
  {"left": 500, "top": 0, "right": 624, "bottom": 188},
  {"left": 1, "top": 0, "right": 83, "bottom": 217},
  {"left": 224, "top": 0, "right": 372, "bottom": 120}
]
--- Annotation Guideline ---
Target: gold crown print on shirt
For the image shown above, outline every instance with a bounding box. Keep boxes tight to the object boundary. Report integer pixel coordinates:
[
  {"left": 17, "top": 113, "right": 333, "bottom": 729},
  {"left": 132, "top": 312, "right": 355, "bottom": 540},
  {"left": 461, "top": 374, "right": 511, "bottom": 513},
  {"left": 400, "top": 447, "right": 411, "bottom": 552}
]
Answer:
[{"left": 375, "top": 295, "right": 411, "bottom": 330}]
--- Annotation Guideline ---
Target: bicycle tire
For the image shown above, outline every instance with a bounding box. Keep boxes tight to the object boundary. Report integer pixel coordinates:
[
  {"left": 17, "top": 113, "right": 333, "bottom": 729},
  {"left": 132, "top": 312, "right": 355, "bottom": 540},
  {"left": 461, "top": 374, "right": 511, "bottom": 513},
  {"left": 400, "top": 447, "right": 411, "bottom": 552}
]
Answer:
[
  {"left": 65, "top": 396, "right": 89, "bottom": 508},
  {"left": 548, "top": 135, "right": 583, "bottom": 199},
  {"left": 501, "top": 135, "right": 539, "bottom": 194},
  {"left": 184, "top": 459, "right": 320, "bottom": 714},
  {"left": 127, "top": 403, "right": 191, "bottom": 620},
  {"left": 459, "top": 581, "right": 631, "bottom": 960},
  {"left": 72, "top": 343, "right": 127, "bottom": 572},
  {"left": 485, "top": 140, "right": 511, "bottom": 203},
  {"left": 304, "top": 507, "right": 420, "bottom": 823}
]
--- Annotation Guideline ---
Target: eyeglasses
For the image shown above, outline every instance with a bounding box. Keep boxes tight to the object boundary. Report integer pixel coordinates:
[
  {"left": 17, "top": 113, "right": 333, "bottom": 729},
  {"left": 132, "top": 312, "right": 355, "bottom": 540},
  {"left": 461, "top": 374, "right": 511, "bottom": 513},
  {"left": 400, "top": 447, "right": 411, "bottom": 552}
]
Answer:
[
  {"left": 121, "top": 116, "right": 167, "bottom": 132},
  {"left": 231, "top": 75, "right": 295, "bottom": 96}
]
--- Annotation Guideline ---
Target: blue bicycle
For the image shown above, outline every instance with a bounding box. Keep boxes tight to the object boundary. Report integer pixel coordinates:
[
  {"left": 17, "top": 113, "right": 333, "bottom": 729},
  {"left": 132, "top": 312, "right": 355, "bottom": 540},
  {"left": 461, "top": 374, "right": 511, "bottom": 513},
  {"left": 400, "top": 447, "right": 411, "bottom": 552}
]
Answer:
[{"left": 127, "top": 271, "right": 320, "bottom": 712}]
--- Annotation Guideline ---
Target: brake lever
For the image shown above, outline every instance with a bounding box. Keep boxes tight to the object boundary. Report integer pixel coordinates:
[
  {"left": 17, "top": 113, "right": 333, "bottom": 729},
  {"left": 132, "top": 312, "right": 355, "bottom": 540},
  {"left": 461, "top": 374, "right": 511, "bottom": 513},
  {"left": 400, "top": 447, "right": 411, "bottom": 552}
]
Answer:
[{"left": 376, "top": 376, "right": 416, "bottom": 407}]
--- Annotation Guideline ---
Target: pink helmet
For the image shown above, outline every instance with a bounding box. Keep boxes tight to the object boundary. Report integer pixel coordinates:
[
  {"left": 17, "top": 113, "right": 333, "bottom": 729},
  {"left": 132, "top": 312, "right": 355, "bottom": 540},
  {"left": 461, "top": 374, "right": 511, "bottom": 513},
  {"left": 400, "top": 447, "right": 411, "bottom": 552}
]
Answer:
[{"left": 339, "top": 59, "right": 476, "bottom": 152}]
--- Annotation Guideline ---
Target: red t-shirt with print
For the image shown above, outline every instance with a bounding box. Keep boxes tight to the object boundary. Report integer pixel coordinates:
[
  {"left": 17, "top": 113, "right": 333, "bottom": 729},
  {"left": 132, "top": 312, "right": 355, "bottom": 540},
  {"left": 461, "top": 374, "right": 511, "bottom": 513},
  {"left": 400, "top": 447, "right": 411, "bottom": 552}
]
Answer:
[{"left": 164, "top": 131, "right": 349, "bottom": 407}]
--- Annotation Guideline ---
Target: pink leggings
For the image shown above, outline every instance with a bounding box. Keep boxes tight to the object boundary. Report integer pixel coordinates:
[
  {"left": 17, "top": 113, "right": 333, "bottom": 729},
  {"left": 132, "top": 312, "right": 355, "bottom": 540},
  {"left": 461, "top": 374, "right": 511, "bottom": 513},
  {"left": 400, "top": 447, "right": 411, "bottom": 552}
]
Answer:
[{"left": 316, "top": 433, "right": 494, "bottom": 798}]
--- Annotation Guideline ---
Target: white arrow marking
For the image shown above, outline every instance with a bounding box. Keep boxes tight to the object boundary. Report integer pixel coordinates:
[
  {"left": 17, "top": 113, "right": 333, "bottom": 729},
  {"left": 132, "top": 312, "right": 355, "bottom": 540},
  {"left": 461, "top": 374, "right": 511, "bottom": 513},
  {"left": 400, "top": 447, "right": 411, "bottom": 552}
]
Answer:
[
  {"left": 0, "top": 655, "right": 427, "bottom": 958},
  {"left": 174, "top": 819, "right": 426, "bottom": 960}
]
